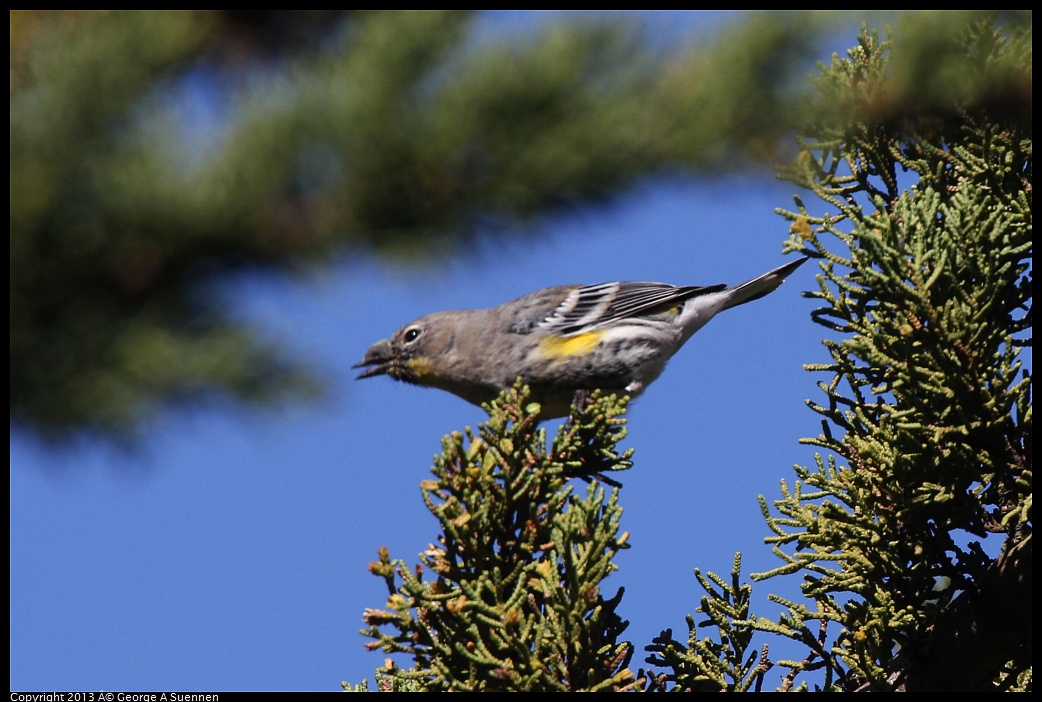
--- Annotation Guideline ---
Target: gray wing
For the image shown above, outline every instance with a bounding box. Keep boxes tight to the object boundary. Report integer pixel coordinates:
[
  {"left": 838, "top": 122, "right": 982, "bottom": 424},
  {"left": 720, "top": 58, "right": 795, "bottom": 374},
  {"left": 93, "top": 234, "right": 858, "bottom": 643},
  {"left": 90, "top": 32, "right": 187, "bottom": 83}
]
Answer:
[{"left": 538, "top": 281, "right": 726, "bottom": 335}]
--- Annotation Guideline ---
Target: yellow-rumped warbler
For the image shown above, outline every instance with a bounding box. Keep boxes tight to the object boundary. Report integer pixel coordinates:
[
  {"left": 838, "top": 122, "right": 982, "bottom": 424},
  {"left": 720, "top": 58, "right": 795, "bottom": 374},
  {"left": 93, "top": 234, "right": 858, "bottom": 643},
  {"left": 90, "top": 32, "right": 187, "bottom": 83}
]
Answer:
[{"left": 356, "top": 256, "right": 808, "bottom": 417}]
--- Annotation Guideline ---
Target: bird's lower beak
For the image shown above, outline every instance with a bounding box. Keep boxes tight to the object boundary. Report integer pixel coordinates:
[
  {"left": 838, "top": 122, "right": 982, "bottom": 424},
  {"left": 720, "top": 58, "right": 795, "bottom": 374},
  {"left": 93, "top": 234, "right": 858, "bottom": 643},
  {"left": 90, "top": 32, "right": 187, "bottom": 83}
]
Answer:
[{"left": 353, "top": 339, "right": 395, "bottom": 379}]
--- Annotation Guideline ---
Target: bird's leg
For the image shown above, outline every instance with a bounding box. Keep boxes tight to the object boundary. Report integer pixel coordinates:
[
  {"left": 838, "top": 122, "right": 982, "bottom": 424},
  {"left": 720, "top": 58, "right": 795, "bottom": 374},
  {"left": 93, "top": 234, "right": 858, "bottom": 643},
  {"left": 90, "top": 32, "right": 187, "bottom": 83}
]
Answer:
[
  {"left": 560, "top": 389, "right": 622, "bottom": 487},
  {"left": 572, "top": 388, "right": 592, "bottom": 412},
  {"left": 562, "top": 389, "right": 592, "bottom": 432}
]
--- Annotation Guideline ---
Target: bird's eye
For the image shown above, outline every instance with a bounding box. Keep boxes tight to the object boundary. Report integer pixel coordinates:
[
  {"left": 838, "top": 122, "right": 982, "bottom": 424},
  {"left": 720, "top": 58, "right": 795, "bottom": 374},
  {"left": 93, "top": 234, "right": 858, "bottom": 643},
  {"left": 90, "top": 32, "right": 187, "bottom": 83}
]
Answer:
[{"left": 403, "top": 327, "right": 423, "bottom": 344}]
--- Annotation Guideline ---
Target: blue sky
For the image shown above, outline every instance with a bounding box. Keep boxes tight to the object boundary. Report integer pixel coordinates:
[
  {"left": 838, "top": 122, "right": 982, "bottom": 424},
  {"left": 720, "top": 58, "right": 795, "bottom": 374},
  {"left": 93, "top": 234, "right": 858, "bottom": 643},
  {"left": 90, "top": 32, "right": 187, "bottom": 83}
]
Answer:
[
  {"left": 10, "top": 177, "right": 826, "bottom": 691},
  {"left": 12, "top": 12, "right": 847, "bottom": 692}
]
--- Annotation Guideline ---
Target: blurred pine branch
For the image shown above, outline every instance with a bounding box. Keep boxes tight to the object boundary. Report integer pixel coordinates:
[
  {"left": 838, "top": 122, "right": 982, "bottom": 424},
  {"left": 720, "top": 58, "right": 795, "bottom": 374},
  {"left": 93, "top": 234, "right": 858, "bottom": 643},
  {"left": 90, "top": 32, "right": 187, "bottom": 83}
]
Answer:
[{"left": 9, "top": 10, "right": 1030, "bottom": 445}]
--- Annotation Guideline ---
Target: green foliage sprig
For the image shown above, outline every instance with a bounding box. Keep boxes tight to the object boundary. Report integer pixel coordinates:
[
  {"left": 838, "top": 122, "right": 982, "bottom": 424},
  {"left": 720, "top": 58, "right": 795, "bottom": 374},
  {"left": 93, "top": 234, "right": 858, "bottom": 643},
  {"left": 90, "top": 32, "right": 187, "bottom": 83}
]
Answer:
[
  {"left": 643, "top": 554, "right": 775, "bottom": 692},
  {"left": 642, "top": 18, "right": 1030, "bottom": 692},
  {"left": 357, "top": 382, "right": 636, "bottom": 691},
  {"left": 759, "top": 22, "right": 1031, "bottom": 691}
]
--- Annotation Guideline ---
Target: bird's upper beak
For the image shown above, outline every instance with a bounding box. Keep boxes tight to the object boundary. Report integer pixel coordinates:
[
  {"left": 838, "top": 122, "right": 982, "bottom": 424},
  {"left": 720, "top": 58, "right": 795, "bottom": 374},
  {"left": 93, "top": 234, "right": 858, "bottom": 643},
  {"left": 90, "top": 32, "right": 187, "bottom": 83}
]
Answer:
[{"left": 353, "top": 339, "right": 395, "bottom": 379}]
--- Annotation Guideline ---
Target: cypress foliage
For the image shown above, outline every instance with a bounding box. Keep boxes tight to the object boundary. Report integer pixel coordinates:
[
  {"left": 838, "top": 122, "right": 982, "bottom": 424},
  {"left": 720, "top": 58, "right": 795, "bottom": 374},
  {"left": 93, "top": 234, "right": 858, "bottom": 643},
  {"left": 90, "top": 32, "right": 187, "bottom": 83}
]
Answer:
[
  {"left": 646, "top": 23, "right": 1031, "bottom": 692},
  {"left": 358, "top": 383, "right": 635, "bottom": 691}
]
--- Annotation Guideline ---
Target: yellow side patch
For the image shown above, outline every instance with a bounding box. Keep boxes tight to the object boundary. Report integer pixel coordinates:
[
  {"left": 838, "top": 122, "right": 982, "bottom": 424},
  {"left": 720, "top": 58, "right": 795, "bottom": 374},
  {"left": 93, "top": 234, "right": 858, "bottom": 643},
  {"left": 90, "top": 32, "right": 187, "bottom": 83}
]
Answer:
[{"left": 538, "top": 331, "right": 604, "bottom": 358}]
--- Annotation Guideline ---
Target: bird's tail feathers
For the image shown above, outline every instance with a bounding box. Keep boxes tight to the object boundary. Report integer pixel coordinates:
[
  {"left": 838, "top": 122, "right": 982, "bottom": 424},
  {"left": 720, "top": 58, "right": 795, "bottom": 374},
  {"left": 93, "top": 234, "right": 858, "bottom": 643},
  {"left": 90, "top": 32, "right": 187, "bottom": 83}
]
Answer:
[{"left": 722, "top": 256, "right": 809, "bottom": 310}]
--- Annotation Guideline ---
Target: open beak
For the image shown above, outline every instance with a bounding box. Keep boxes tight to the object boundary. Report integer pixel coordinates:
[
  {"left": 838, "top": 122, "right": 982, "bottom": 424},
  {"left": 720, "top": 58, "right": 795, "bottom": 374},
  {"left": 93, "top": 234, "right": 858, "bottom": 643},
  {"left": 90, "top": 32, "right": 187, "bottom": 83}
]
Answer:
[{"left": 353, "top": 339, "right": 395, "bottom": 379}]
